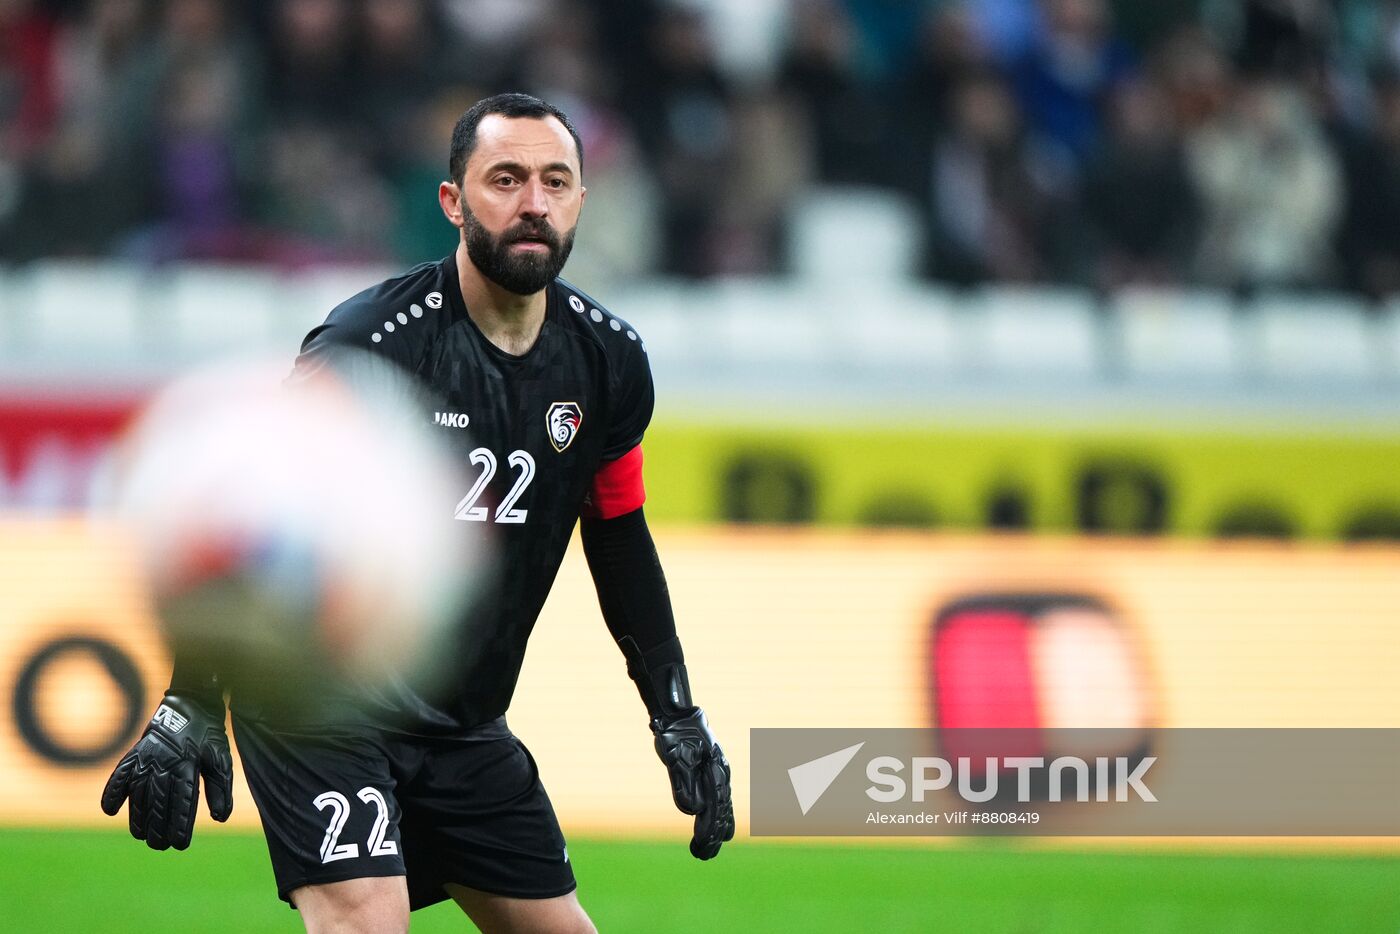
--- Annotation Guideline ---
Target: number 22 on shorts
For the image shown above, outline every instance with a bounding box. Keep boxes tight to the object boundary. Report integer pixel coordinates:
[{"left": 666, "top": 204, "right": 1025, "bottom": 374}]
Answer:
[{"left": 313, "top": 787, "right": 399, "bottom": 863}]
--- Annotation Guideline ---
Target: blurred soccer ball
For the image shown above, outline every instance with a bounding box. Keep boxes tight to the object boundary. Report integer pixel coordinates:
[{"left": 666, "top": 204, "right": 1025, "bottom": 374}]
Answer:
[{"left": 110, "top": 353, "right": 477, "bottom": 717}]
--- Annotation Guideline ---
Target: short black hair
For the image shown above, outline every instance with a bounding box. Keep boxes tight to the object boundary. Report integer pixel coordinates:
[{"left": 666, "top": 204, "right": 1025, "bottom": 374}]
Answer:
[{"left": 448, "top": 92, "right": 583, "bottom": 186}]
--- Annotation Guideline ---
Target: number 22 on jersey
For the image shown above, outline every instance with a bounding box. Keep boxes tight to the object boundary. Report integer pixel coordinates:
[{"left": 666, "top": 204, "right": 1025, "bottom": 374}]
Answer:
[{"left": 454, "top": 447, "right": 535, "bottom": 524}]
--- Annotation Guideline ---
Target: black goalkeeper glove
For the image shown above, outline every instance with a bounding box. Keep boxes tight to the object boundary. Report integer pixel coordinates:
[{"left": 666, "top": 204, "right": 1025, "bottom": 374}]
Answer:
[
  {"left": 621, "top": 636, "right": 735, "bottom": 859},
  {"left": 653, "top": 706, "right": 735, "bottom": 859},
  {"left": 100, "top": 692, "right": 234, "bottom": 850}
]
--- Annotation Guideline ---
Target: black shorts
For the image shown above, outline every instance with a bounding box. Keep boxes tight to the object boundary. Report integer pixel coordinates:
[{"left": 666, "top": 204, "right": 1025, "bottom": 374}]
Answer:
[{"left": 230, "top": 712, "right": 576, "bottom": 910}]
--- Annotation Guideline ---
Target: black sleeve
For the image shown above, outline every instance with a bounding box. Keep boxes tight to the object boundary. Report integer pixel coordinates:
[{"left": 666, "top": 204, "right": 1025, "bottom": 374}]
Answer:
[
  {"left": 600, "top": 328, "right": 655, "bottom": 462},
  {"left": 166, "top": 651, "right": 224, "bottom": 707},
  {"left": 581, "top": 506, "right": 692, "bottom": 719},
  {"left": 580, "top": 506, "right": 677, "bottom": 653}
]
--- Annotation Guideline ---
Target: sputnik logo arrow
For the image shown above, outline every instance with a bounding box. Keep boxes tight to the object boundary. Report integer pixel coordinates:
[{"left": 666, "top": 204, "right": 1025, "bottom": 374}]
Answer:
[{"left": 788, "top": 742, "right": 865, "bottom": 815}]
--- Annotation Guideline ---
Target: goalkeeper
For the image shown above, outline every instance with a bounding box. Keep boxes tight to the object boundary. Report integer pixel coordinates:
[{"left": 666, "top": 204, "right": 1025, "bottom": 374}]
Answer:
[{"left": 101, "top": 93, "right": 733, "bottom": 934}]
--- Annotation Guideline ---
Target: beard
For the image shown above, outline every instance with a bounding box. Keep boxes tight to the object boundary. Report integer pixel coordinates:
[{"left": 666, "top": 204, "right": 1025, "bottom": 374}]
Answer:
[{"left": 461, "top": 202, "right": 576, "bottom": 296}]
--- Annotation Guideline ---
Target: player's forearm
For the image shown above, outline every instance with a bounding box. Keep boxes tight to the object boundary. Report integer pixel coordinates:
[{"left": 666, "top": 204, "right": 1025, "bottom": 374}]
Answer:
[
  {"left": 579, "top": 507, "right": 692, "bottom": 719},
  {"left": 580, "top": 506, "right": 677, "bottom": 649}
]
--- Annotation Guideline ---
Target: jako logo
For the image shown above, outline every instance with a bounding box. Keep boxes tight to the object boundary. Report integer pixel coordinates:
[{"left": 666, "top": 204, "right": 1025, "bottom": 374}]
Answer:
[{"left": 434, "top": 412, "right": 470, "bottom": 428}]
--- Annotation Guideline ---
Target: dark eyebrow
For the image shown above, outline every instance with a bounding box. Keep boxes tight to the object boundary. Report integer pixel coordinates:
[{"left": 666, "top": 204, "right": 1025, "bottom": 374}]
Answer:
[{"left": 485, "top": 160, "right": 575, "bottom": 178}]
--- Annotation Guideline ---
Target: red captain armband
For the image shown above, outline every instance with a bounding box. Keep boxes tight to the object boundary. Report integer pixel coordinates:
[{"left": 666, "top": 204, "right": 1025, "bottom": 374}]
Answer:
[{"left": 581, "top": 445, "right": 646, "bottom": 520}]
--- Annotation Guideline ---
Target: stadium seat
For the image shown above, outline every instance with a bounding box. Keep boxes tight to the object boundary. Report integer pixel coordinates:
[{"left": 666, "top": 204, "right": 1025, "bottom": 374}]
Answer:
[
  {"left": 704, "top": 0, "right": 788, "bottom": 79},
  {"left": 710, "top": 280, "right": 840, "bottom": 371},
  {"left": 1244, "top": 293, "right": 1377, "bottom": 382},
  {"left": 0, "top": 266, "right": 17, "bottom": 357},
  {"left": 1381, "top": 297, "right": 1400, "bottom": 384},
  {"left": 789, "top": 187, "right": 925, "bottom": 284},
  {"left": 1113, "top": 288, "right": 1240, "bottom": 381},
  {"left": 23, "top": 260, "right": 147, "bottom": 358},
  {"left": 158, "top": 265, "right": 278, "bottom": 359},
  {"left": 832, "top": 283, "right": 964, "bottom": 376},
  {"left": 607, "top": 280, "right": 715, "bottom": 371},
  {"left": 965, "top": 286, "right": 1102, "bottom": 380}
]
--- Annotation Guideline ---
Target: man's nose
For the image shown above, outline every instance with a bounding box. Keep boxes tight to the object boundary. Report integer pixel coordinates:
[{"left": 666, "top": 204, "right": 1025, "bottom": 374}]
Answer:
[{"left": 519, "top": 178, "right": 549, "bottom": 219}]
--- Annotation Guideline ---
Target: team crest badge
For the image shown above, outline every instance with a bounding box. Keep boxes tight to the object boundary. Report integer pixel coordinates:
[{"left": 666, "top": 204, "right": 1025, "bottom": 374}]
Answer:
[{"left": 547, "top": 402, "right": 583, "bottom": 452}]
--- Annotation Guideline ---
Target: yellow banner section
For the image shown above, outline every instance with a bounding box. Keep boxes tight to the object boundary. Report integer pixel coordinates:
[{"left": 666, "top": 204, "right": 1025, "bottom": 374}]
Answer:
[{"left": 1, "top": 522, "right": 1397, "bottom": 836}]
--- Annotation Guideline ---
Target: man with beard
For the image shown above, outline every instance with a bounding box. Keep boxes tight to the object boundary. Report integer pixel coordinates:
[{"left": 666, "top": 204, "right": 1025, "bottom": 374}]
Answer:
[{"left": 100, "top": 93, "right": 734, "bottom": 933}]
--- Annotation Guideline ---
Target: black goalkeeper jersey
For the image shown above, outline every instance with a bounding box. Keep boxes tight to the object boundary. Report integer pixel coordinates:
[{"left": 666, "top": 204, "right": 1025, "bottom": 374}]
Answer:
[{"left": 286, "top": 254, "right": 654, "bottom": 734}]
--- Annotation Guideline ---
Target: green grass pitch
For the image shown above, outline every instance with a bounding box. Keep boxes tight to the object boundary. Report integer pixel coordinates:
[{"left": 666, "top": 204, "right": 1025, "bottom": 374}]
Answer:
[{"left": 5, "top": 828, "right": 1397, "bottom": 932}]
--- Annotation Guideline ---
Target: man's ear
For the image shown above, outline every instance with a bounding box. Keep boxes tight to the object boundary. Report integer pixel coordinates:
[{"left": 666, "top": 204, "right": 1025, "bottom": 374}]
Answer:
[{"left": 439, "top": 181, "right": 464, "bottom": 229}]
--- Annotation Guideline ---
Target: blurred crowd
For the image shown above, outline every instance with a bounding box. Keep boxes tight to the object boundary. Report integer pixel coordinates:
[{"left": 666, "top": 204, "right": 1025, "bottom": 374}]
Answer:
[{"left": 4, "top": 0, "right": 1400, "bottom": 298}]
